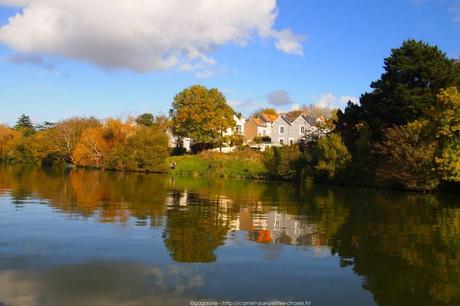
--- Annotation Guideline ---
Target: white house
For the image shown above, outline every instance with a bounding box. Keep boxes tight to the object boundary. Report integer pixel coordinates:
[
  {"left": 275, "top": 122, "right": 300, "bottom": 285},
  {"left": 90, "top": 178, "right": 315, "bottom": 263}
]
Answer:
[{"left": 271, "top": 114, "right": 317, "bottom": 145}]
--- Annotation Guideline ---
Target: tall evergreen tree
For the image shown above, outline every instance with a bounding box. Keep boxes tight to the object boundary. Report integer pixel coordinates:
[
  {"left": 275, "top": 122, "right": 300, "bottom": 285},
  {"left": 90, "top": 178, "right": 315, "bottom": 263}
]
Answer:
[
  {"left": 338, "top": 40, "right": 460, "bottom": 138},
  {"left": 14, "top": 114, "right": 34, "bottom": 130}
]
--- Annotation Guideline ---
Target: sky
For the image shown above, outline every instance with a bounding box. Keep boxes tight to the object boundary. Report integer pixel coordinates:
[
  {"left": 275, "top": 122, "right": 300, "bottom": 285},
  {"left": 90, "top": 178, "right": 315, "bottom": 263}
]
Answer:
[{"left": 0, "top": 0, "right": 459, "bottom": 125}]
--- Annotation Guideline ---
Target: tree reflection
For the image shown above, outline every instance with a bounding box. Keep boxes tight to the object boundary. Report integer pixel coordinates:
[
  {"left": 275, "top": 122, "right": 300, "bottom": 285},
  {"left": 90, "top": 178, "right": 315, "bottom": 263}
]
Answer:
[
  {"left": 163, "top": 193, "right": 230, "bottom": 263},
  {"left": 0, "top": 164, "right": 169, "bottom": 227},
  {"left": 330, "top": 191, "right": 460, "bottom": 306},
  {"left": 0, "top": 163, "right": 459, "bottom": 305}
]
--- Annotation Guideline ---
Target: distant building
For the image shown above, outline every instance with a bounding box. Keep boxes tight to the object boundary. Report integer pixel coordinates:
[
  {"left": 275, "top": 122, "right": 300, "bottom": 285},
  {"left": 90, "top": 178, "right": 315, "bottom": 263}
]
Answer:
[
  {"left": 168, "top": 114, "right": 244, "bottom": 152},
  {"left": 223, "top": 114, "right": 245, "bottom": 137},
  {"left": 166, "top": 128, "right": 191, "bottom": 152},
  {"left": 271, "top": 114, "right": 317, "bottom": 146},
  {"left": 244, "top": 113, "right": 277, "bottom": 141}
]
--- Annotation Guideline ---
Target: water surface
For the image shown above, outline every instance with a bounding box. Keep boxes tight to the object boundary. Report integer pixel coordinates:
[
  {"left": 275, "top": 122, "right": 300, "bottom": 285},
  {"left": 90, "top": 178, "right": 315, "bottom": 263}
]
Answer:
[{"left": 0, "top": 164, "right": 459, "bottom": 306}]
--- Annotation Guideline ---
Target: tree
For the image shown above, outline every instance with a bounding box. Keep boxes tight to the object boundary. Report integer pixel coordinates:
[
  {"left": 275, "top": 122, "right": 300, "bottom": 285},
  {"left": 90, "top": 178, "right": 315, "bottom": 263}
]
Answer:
[
  {"left": 431, "top": 87, "right": 460, "bottom": 182},
  {"left": 251, "top": 108, "right": 278, "bottom": 117},
  {"left": 300, "top": 104, "right": 336, "bottom": 118},
  {"left": 170, "top": 85, "right": 235, "bottom": 150},
  {"left": 135, "top": 113, "right": 155, "bottom": 127},
  {"left": 35, "top": 121, "right": 55, "bottom": 131},
  {"left": 0, "top": 125, "right": 20, "bottom": 160},
  {"left": 72, "top": 118, "right": 134, "bottom": 168},
  {"left": 262, "top": 145, "right": 303, "bottom": 180},
  {"left": 14, "top": 114, "right": 34, "bottom": 135},
  {"left": 374, "top": 121, "right": 439, "bottom": 191},
  {"left": 283, "top": 109, "right": 303, "bottom": 122},
  {"left": 151, "top": 114, "right": 170, "bottom": 133},
  {"left": 106, "top": 126, "right": 169, "bottom": 172},
  {"left": 337, "top": 40, "right": 460, "bottom": 140},
  {"left": 311, "top": 133, "right": 351, "bottom": 182},
  {"left": 359, "top": 40, "right": 460, "bottom": 135},
  {"left": 46, "top": 117, "right": 101, "bottom": 164}
]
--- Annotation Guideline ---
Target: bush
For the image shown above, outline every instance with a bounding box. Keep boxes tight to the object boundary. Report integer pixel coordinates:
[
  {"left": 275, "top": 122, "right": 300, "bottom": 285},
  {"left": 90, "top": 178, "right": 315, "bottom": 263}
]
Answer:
[
  {"left": 262, "top": 145, "right": 307, "bottom": 181},
  {"left": 374, "top": 121, "right": 439, "bottom": 191},
  {"left": 105, "top": 127, "right": 169, "bottom": 172},
  {"left": 253, "top": 136, "right": 271, "bottom": 144},
  {"left": 311, "top": 133, "right": 351, "bottom": 183}
]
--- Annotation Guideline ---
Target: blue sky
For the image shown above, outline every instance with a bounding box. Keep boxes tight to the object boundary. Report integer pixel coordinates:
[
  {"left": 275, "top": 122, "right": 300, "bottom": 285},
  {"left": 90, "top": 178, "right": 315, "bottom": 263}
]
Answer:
[{"left": 0, "top": 0, "right": 459, "bottom": 125}]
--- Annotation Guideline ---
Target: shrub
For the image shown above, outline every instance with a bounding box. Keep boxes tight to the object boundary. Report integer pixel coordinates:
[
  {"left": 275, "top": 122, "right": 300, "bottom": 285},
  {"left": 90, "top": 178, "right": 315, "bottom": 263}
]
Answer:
[
  {"left": 374, "top": 121, "right": 439, "bottom": 191},
  {"left": 312, "top": 133, "right": 351, "bottom": 183}
]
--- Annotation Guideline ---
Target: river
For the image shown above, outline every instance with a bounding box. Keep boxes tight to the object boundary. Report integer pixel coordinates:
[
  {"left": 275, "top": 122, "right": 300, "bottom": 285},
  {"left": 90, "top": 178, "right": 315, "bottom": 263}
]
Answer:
[{"left": 0, "top": 164, "right": 458, "bottom": 306}]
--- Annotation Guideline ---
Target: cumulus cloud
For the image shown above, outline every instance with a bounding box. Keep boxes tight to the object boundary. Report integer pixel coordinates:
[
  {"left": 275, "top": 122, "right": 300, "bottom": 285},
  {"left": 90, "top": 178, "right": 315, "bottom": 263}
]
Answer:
[
  {"left": 266, "top": 90, "right": 293, "bottom": 106},
  {"left": 0, "top": 0, "right": 304, "bottom": 74},
  {"left": 271, "top": 29, "right": 305, "bottom": 55},
  {"left": 312, "top": 93, "right": 358, "bottom": 109}
]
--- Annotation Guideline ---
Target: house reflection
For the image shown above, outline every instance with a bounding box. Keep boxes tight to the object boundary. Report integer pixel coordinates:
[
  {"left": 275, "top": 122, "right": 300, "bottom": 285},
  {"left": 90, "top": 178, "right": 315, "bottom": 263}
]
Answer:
[{"left": 165, "top": 191, "right": 327, "bottom": 249}]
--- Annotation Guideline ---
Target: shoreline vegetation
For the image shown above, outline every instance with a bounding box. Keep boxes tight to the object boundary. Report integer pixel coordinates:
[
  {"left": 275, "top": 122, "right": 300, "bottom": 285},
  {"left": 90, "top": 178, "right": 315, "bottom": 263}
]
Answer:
[{"left": 1, "top": 40, "right": 459, "bottom": 192}]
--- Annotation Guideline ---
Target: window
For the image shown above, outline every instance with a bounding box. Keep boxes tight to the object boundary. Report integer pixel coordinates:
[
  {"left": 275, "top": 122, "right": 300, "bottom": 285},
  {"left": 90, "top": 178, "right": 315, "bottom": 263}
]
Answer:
[
  {"left": 262, "top": 130, "right": 266, "bottom": 136},
  {"left": 289, "top": 139, "right": 294, "bottom": 145},
  {"left": 235, "top": 125, "right": 242, "bottom": 134},
  {"left": 300, "top": 126, "right": 305, "bottom": 134},
  {"left": 279, "top": 126, "right": 285, "bottom": 134},
  {"left": 279, "top": 139, "right": 284, "bottom": 145}
]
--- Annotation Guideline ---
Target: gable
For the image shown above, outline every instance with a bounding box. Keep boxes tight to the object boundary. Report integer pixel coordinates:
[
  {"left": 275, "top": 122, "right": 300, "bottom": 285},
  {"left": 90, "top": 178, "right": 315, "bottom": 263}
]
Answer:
[{"left": 272, "top": 115, "right": 291, "bottom": 127}]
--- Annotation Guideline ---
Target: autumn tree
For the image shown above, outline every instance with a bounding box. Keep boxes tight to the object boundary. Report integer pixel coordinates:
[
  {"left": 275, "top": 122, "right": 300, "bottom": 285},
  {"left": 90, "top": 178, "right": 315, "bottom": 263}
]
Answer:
[
  {"left": 251, "top": 108, "right": 278, "bottom": 117},
  {"left": 45, "top": 117, "right": 101, "bottom": 164},
  {"left": 374, "top": 121, "right": 439, "bottom": 191},
  {"left": 0, "top": 125, "right": 20, "bottom": 160},
  {"left": 106, "top": 126, "right": 169, "bottom": 172},
  {"left": 431, "top": 87, "right": 460, "bottom": 182},
  {"left": 135, "top": 113, "right": 155, "bottom": 127},
  {"left": 170, "top": 85, "right": 235, "bottom": 150},
  {"left": 300, "top": 104, "right": 336, "bottom": 119},
  {"left": 72, "top": 118, "right": 134, "bottom": 168},
  {"left": 311, "top": 133, "right": 351, "bottom": 182}
]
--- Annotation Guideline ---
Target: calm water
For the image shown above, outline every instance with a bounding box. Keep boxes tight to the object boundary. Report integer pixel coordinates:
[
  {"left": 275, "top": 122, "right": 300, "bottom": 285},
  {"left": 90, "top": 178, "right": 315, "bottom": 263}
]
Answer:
[{"left": 0, "top": 164, "right": 459, "bottom": 306}]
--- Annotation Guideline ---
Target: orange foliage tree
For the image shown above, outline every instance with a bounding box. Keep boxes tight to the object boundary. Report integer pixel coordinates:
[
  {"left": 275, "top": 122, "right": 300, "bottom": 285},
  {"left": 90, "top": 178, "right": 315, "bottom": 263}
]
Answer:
[{"left": 72, "top": 118, "right": 135, "bottom": 168}]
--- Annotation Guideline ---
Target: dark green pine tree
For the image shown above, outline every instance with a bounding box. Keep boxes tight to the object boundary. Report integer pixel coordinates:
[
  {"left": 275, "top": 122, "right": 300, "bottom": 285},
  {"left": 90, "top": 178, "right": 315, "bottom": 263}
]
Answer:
[
  {"left": 14, "top": 114, "right": 35, "bottom": 133},
  {"left": 337, "top": 40, "right": 460, "bottom": 139}
]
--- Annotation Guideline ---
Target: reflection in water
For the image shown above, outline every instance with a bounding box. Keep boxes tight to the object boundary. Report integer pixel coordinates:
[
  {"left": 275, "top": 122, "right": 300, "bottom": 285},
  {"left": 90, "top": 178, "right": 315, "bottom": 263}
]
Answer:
[
  {"left": 164, "top": 193, "right": 230, "bottom": 262},
  {"left": 0, "top": 262, "right": 200, "bottom": 306},
  {"left": 0, "top": 164, "right": 459, "bottom": 305}
]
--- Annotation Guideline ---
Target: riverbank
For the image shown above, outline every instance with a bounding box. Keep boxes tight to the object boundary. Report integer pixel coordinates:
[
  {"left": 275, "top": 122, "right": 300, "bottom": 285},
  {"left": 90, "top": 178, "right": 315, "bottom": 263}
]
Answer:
[{"left": 166, "top": 151, "right": 267, "bottom": 180}]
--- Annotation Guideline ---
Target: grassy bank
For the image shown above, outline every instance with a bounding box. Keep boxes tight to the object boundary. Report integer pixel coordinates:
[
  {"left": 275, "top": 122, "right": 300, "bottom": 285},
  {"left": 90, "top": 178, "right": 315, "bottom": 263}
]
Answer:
[{"left": 167, "top": 151, "right": 267, "bottom": 179}]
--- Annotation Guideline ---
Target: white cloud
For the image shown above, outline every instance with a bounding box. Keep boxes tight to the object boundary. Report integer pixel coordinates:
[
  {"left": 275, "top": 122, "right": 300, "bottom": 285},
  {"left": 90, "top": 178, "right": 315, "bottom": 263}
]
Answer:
[
  {"left": 266, "top": 90, "right": 293, "bottom": 106},
  {"left": 271, "top": 29, "right": 305, "bottom": 56},
  {"left": 0, "top": 0, "right": 304, "bottom": 74},
  {"left": 312, "top": 93, "right": 358, "bottom": 109}
]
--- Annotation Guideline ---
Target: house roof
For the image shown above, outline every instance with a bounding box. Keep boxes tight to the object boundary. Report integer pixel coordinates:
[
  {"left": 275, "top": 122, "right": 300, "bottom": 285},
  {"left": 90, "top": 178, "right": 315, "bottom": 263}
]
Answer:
[
  {"left": 275, "top": 114, "right": 317, "bottom": 126},
  {"left": 250, "top": 117, "right": 266, "bottom": 127},
  {"left": 301, "top": 115, "right": 317, "bottom": 126},
  {"left": 273, "top": 115, "right": 292, "bottom": 125},
  {"left": 260, "top": 113, "right": 278, "bottom": 123}
]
